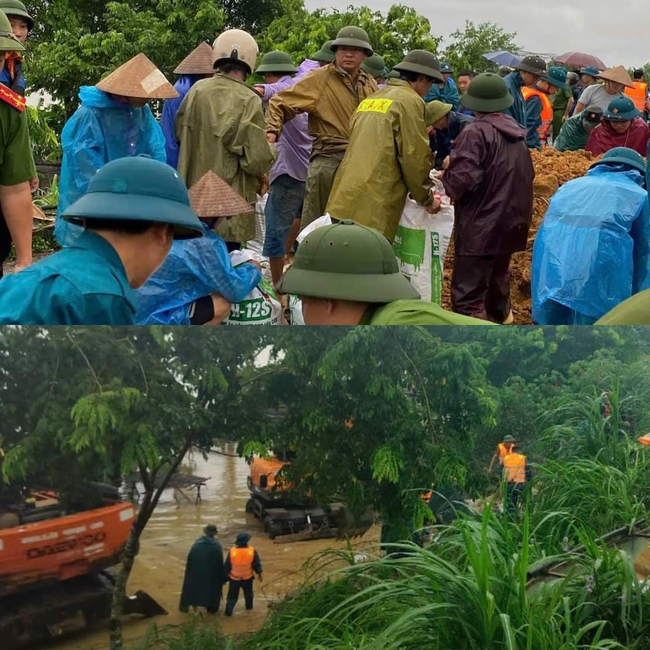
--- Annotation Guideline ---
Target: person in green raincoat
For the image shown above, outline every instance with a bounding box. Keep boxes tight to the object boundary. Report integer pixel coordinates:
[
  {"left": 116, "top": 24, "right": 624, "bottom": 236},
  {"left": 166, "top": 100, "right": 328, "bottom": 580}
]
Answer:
[
  {"left": 326, "top": 50, "right": 442, "bottom": 242},
  {"left": 554, "top": 105, "right": 602, "bottom": 151},
  {"left": 179, "top": 524, "right": 225, "bottom": 614},
  {"left": 176, "top": 29, "right": 276, "bottom": 250}
]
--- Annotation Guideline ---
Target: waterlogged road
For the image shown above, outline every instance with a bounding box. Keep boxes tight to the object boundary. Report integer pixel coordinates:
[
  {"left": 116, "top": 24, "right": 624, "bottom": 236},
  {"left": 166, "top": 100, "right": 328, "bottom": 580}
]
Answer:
[{"left": 50, "top": 447, "right": 379, "bottom": 650}]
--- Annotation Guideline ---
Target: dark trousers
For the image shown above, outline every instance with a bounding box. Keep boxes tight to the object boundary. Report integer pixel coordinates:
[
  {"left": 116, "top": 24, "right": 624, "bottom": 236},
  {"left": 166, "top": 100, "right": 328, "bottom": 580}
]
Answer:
[
  {"left": 0, "top": 213, "right": 11, "bottom": 279},
  {"left": 225, "top": 578, "right": 254, "bottom": 615},
  {"left": 451, "top": 254, "right": 512, "bottom": 323},
  {"left": 506, "top": 483, "right": 524, "bottom": 515}
]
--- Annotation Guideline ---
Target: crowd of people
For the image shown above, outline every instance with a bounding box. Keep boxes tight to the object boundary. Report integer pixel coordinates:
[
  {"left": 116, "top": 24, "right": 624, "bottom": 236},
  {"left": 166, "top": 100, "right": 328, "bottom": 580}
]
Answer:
[{"left": 0, "top": 7, "right": 647, "bottom": 325}]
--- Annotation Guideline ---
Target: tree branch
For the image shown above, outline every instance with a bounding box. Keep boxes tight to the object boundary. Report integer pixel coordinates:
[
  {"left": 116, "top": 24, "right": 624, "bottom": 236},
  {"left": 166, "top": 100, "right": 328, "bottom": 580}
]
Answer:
[{"left": 68, "top": 333, "right": 103, "bottom": 393}]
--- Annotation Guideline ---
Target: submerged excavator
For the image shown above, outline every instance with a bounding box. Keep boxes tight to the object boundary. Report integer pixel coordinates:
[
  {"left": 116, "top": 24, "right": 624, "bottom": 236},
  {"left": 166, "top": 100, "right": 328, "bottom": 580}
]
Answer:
[
  {"left": 245, "top": 454, "right": 373, "bottom": 541},
  {"left": 0, "top": 482, "right": 165, "bottom": 649}
]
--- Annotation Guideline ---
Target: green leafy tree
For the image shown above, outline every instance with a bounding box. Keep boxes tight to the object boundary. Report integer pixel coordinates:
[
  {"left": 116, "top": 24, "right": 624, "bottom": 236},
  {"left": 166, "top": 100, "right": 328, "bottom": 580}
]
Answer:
[
  {"left": 25, "top": 1, "right": 227, "bottom": 116},
  {"left": 441, "top": 21, "right": 520, "bottom": 73},
  {"left": 0, "top": 327, "right": 269, "bottom": 650},
  {"left": 258, "top": 3, "right": 440, "bottom": 69}
]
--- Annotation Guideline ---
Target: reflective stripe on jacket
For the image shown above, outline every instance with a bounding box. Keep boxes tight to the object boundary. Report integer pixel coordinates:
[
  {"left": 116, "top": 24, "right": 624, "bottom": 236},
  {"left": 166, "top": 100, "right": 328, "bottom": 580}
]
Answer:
[
  {"left": 503, "top": 453, "right": 526, "bottom": 484},
  {"left": 229, "top": 546, "right": 255, "bottom": 580},
  {"left": 522, "top": 87, "right": 552, "bottom": 145},
  {"left": 625, "top": 82, "right": 648, "bottom": 113}
]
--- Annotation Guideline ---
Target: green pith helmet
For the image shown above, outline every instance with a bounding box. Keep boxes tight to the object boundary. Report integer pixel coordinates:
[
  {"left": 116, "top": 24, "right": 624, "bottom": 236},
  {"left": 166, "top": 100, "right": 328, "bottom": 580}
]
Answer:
[
  {"left": 361, "top": 53, "right": 386, "bottom": 78},
  {"left": 590, "top": 146, "right": 646, "bottom": 175},
  {"left": 425, "top": 101, "right": 453, "bottom": 127},
  {"left": 460, "top": 72, "right": 513, "bottom": 113},
  {"left": 541, "top": 66, "right": 568, "bottom": 90},
  {"left": 0, "top": 0, "right": 33, "bottom": 30},
  {"left": 0, "top": 10, "right": 24, "bottom": 51},
  {"left": 62, "top": 156, "right": 204, "bottom": 240},
  {"left": 503, "top": 435, "right": 516, "bottom": 443},
  {"left": 256, "top": 50, "right": 297, "bottom": 74},
  {"left": 393, "top": 50, "right": 444, "bottom": 83},
  {"left": 387, "top": 69, "right": 400, "bottom": 79},
  {"left": 330, "top": 26, "right": 373, "bottom": 57},
  {"left": 312, "top": 40, "right": 335, "bottom": 64},
  {"left": 278, "top": 220, "right": 420, "bottom": 302},
  {"left": 517, "top": 55, "right": 547, "bottom": 76}
]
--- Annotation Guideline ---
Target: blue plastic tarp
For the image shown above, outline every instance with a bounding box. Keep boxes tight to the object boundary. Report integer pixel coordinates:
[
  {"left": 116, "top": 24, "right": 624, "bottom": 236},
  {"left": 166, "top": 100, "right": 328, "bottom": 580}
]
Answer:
[
  {"left": 136, "top": 224, "right": 262, "bottom": 325},
  {"left": 532, "top": 164, "right": 650, "bottom": 324}
]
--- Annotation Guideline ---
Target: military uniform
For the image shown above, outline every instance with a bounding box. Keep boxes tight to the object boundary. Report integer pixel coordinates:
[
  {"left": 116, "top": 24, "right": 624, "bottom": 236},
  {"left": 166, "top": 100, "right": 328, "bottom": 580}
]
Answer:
[
  {"left": 0, "top": 10, "right": 34, "bottom": 278},
  {"left": 0, "top": 156, "right": 204, "bottom": 325},
  {"left": 596, "top": 290, "right": 650, "bottom": 324},
  {"left": 265, "top": 27, "right": 378, "bottom": 227}
]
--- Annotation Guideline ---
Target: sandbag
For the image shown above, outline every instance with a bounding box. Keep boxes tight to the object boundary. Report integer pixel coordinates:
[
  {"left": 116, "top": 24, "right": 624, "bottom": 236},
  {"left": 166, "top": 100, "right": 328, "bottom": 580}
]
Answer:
[
  {"left": 393, "top": 178, "right": 454, "bottom": 303},
  {"left": 223, "top": 249, "right": 282, "bottom": 326}
]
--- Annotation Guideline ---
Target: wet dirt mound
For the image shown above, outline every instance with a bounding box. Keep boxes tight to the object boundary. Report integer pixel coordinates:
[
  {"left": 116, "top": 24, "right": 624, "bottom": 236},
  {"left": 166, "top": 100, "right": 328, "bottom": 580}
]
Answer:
[{"left": 442, "top": 149, "right": 595, "bottom": 324}]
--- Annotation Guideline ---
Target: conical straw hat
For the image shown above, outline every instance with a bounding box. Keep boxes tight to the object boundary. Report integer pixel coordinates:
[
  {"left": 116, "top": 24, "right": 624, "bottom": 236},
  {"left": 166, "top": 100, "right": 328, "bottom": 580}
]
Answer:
[
  {"left": 96, "top": 53, "right": 179, "bottom": 100},
  {"left": 174, "top": 42, "right": 215, "bottom": 75},
  {"left": 189, "top": 171, "right": 253, "bottom": 218},
  {"left": 598, "top": 66, "right": 635, "bottom": 89}
]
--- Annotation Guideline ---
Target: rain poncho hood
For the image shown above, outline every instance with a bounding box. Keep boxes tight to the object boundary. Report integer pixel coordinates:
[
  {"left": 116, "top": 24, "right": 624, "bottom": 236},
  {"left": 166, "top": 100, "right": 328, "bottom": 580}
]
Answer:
[
  {"left": 136, "top": 223, "right": 262, "bottom": 325},
  {"left": 56, "top": 86, "right": 166, "bottom": 247},
  {"left": 162, "top": 75, "right": 205, "bottom": 169},
  {"left": 532, "top": 164, "right": 650, "bottom": 325}
]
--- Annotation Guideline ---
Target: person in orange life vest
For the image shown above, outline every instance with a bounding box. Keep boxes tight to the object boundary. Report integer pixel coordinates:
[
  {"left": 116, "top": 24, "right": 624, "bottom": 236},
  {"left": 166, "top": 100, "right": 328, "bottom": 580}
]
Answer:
[
  {"left": 224, "top": 532, "right": 263, "bottom": 616},
  {"left": 625, "top": 69, "right": 648, "bottom": 118},
  {"left": 503, "top": 448, "right": 531, "bottom": 515},
  {"left": 524, "top": 67, "right": 568, "bottom": 150},
  {"left": 488, "top": 435, "right": 516, "bottom": 472}
]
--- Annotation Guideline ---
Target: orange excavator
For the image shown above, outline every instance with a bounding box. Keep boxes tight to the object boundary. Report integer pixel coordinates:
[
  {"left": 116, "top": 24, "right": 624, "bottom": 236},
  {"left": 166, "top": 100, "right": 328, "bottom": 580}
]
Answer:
[
  {"left": 0, "top": 484, "right": 165, "bottom": 649},
  {"left": 245, "top": 456, "right": 373, "bottom": 541}
]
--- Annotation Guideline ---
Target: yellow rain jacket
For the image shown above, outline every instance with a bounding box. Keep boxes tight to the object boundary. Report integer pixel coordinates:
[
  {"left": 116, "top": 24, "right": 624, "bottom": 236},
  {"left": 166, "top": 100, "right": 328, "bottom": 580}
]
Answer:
[
  {"left": 176, "top": 74, "right": 276, "bottom": 243},
  {"left": 326, "top": 80, "right": 434, "bottom": 242}
]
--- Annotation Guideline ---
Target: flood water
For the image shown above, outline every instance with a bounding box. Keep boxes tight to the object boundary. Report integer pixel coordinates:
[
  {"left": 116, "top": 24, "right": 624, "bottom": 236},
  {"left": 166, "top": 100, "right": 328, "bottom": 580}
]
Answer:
[{"left": 50, "top": 447, "right": 379, "bottom": 650}]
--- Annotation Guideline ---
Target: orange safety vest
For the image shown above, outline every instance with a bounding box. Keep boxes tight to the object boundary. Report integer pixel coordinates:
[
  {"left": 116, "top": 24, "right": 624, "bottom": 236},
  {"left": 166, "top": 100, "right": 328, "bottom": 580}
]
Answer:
[
  {"left": 625, "top": 82, "right": 648, "bottom": 113},
  {"left": 497, "top": 442, "right": 515, "bottom": 463},
  {"left": 229, "top": 546, "right": 255, "bottom": 581},
  {"left": 522, "top": 87, "right": 553, "bottom": 146},
  {"left": 503, "top": 453, "right": 526, "bottom": 484}
]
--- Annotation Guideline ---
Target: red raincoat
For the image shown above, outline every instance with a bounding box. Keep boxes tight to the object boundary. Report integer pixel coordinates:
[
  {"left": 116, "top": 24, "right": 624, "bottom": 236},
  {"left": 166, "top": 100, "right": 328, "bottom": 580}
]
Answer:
[{"left": 585, "top": 117, "right": 650, "bottom": 157}]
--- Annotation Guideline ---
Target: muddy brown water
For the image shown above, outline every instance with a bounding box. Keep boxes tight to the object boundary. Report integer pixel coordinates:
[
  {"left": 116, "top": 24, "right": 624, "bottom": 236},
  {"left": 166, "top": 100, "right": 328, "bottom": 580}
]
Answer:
[{"left": 49, "top": 447, "right": 380, "bottom": 650}]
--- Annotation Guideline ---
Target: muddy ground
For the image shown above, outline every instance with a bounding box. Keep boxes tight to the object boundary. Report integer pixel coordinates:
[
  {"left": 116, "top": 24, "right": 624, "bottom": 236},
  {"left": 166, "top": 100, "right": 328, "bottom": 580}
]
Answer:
[
  {"left": 442, "top": 149, "right": 596, "bottom": 324},
  {"left": 49, "top": 448, "right": 379, "bottom": 650}
]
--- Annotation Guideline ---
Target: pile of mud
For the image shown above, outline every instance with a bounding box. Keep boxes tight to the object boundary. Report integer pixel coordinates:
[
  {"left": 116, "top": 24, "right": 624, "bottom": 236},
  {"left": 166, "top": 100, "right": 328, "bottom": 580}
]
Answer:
[{"left": 442, "top": 149, "right": 595, "bottom": 324}]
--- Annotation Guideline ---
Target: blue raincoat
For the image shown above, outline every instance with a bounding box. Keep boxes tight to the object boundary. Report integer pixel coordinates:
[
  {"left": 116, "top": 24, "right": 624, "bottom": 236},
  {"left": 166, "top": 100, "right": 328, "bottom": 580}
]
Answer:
[
  {"left": 136, "top": 223, "right": 262, "bottom": 325},
  {"left": 161, "top": 75, "right": 204, "bottom": 169},
  {"left": 532, "top": 164, "right": 650, "bottom": 324},
  {"left": 503, "top": 71, "right": 526, "bottom": 128},
  {"left": 56, "top": 86, "right": 166, "bottom": 247},
  {"left": 425, "top": 78, "right": 460, "bottom": 109}
]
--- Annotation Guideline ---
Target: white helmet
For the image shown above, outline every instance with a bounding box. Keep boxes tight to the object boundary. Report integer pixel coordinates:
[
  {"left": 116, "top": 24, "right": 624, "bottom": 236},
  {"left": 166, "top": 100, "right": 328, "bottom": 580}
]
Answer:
[{"left": 212, "top": 29, "right": 259, "bottom": 75}]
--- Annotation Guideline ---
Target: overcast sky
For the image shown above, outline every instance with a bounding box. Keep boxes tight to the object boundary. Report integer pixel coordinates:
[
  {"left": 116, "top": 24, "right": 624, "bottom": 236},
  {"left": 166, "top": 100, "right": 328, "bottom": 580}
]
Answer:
[{"left": 304, "top": 0, "right": 644, "bottom": 68}]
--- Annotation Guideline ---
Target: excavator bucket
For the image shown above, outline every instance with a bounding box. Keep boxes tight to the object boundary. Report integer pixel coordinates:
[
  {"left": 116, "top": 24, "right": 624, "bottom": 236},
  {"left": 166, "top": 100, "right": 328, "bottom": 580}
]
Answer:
[{"left": 123, "top": 590, "right": 168, "bottom": 618}]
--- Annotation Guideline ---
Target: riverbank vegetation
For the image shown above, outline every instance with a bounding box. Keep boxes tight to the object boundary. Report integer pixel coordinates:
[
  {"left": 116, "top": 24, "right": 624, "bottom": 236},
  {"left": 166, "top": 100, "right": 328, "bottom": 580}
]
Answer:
[{"left": 2, "top": 327, "right": 650, "bottom": 649}]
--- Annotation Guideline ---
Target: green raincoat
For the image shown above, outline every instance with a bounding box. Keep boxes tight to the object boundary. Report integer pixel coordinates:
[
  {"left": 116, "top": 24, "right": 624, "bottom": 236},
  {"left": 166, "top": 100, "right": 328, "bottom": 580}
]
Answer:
[
  {"left": 176, "top": 74, "right": 276, "bottom": 243},
  {"left": 179, "top": 535, "right": 225, "bottom": 612},
  {"left": 554, "top": 113, "right": 591, "bottom": 152},
  {"left": 326, "top": 80, "right": 433, "bottom": 242}
]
